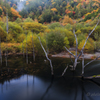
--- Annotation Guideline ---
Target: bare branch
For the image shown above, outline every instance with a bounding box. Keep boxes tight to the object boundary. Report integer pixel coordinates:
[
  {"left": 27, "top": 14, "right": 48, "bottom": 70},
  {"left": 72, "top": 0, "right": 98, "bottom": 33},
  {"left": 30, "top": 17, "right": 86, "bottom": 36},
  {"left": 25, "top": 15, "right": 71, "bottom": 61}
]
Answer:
[
  {"left": 78, "top": 20, "right": 100, "bottom": 59},
  {"left": 62, "top": 65, "right": 68, "bottom": 76},
  {"left": 64, "top": 46, "right": 75, "bottom": 58},
  {"left": 82, "top": 51, "right": 84, "bottom": 75},
  {"left": 32, "top": 32, "right": 35, "bottom": 61},
  {"left": 69, "top": 55, "right": 74, "bottom": 65},
  {"left": 6, "top": 13, "right": 8, "bottom": 34},
  {"left": 84, "top": 56, "right": 100, "bottom": 68},
  {"left": 38, "top": 37, "right": 54, "bottom": 75}
]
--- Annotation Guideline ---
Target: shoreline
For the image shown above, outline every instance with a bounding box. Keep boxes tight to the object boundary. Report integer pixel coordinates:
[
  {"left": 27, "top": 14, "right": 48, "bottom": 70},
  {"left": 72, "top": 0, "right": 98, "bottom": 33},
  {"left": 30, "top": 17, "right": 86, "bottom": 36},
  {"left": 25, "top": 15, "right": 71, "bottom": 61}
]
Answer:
[
  {"left": 51, "top": 52, "right": 100, "bottom": 59},
  {"left": 1, "top": 52, "right": 100, "bottom": 60}
]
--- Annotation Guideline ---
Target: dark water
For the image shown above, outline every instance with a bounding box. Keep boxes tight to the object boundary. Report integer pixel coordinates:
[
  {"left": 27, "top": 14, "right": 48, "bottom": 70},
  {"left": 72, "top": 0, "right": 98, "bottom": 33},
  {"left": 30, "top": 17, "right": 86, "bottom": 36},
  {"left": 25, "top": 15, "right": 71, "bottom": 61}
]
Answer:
[{"left": 0, "top": 55, "right": 100, "bottom": 100}]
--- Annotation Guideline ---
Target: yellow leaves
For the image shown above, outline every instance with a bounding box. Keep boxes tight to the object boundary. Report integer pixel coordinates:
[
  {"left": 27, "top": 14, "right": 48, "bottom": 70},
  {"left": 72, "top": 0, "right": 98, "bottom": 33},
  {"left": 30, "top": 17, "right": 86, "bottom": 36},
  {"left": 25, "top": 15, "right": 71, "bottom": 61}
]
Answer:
[
  {"left": 76, "top": 3, "right": 82, "bottom": 9},
  {"left": 11, "top": 7, "right": 21, "bottom": 18},
  {"left": 74, "top": 0, "right": 77, "bottom": 2},
  {"left": 76, "top": 30, "right": 81, "bottom": 35},
  {"left": 23, "top": 22, "right": 47, "bottom": 33},
  {"left": 85, "top": 13, "right": 91, "bottom": 16},
  {"left": 38, "top": 6, "right": 42, "bottom": 10},
  {"left": 78, "top": 39, "right": 94, "bottom": 52},
  {"left": 51, "top": 0, "right": 54, "bottom": 2},
  {"left": 0, "top": 6, "right": 3, "bottom": 11},
  {"left": 65, "top": 9, "right": 72, "bottom": 14},
  {"left": 51, "top": 8, "right": 57, "bottom": 12},
  {"left": 66, "top": 3, "right": 71, "bottom": 9},
  {"left": 92, "top": 3, "right": 99, "bottom": 7},
  {"left": 45, "top": 29, "right": 51, "bottom": 33},
  {"left": 52, "top": 2, "right": 55, "bottom": 5},
  {"left": 93, "top": 0, "right": 100, "bottom": 3},
  {"left": 26, "top": 1, "right": 29, "bottom": 5},
  {"left": 86, "top": 19, "right": 92, "bottom": 23},
  {"left": 0, "top": 17, "right": 2, "bottom": 21},
  {"left": 62, "top": 16, "right": 74, "bottom": 26}
]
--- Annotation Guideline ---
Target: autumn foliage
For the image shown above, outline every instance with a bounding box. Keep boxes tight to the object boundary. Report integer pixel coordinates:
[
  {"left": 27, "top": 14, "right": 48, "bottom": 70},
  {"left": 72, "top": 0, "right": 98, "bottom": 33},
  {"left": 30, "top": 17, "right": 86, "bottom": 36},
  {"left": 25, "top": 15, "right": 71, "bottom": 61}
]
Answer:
[{"left": 11, "top": 7, "right": 21, "bottom": 18}]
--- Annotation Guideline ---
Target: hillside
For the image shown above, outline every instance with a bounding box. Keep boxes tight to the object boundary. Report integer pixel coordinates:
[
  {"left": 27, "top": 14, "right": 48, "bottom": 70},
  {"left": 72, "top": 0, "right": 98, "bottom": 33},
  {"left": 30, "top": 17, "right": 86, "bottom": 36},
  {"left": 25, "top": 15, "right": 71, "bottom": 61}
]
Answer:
[
  {"left": 19, "top": 0, "right": 100, "bottom": 23},
  {"left": 0, "top": 0, "right": 100, "bottom": 55},
  {"left": 0, "top": 0, "right": 100, "bottom": 23}
]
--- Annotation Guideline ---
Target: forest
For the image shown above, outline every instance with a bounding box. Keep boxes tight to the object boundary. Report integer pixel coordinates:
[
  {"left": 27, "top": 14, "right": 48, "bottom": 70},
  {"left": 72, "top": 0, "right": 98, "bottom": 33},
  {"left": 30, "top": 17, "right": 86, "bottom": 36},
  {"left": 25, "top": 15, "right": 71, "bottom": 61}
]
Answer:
[{"left": 0, "top": 0, "right": 100, "bottom": 56}]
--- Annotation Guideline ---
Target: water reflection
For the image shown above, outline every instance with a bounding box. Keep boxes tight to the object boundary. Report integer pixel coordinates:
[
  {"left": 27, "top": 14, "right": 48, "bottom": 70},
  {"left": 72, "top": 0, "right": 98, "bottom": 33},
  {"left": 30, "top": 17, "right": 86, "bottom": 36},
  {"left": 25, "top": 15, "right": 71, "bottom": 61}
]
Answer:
[
  {"left": 41, "top": 76, "right": 54, "bottom": 100},
  {"left": 0, "top": 75, "right": 100, "bottom": 100},
  {"left": 0, "top": 56, "right": 100, "bottom": 100}
]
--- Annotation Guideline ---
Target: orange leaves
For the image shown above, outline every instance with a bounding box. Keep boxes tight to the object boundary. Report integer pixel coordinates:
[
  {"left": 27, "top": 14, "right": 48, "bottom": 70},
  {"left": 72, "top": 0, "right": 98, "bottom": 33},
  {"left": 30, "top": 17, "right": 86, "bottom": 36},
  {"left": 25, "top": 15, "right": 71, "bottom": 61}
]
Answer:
[
  {"left": 74, "top": 0, "right": 77, "bottom": 2},
  {"left": 85, "top": 19, "right": 91, "bottom": 23},
  {"left": 11, "top": 7, "right": 21, "bottom": 18},
  {"left": 65, "top": 9, "right": 71, "bottom": 14},
  {"left": 51, "top": 8, "right": 57, "bottom": 12},
  {"left": 93, "top": 0, "right": 100, "bottom": 3},
  {"left": 0, "top": 6, "right": 3, "bottom": 11},
  {"left": 26, "top": 1, "right": 29, "bottom": 5},
  {"left": 92, "top": 3, "right": 99, "bottom": 7}
]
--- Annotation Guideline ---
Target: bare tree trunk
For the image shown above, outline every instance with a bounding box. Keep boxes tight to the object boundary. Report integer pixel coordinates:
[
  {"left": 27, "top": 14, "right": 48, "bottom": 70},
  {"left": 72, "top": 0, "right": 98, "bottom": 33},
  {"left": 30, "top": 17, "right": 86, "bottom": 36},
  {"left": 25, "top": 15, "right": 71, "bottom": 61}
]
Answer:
[
  {"left": 25, "top": 32, "right": 28, "bottom": 64},
  {"left": 21, "top": 27, "right": 25, "bottom": 58},
  {"left": 32, "top": 32, "right": 35, "bottom": 62},
  {"left": 38, "top": 37, "right": 54, "bottom": 75},
  {"left": 62, "top": 65, "right": 68, "bottom": 76},
  {"left": 0, "top": 38, "right": 2, "bottom": 65},
  {"left": 5, "top": 12, "right": 8, "bottom": 67},
  {"left": 82, "top": 51, "right": 84, "bottom": 76}
]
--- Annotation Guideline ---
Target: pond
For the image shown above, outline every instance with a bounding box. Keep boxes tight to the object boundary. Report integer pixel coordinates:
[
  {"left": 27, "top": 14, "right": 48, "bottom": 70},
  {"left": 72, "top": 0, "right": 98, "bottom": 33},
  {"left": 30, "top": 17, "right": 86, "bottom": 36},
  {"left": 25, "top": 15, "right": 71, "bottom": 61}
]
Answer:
[{"left": 0, "top": 55, "right": 100, "bottom": 100}]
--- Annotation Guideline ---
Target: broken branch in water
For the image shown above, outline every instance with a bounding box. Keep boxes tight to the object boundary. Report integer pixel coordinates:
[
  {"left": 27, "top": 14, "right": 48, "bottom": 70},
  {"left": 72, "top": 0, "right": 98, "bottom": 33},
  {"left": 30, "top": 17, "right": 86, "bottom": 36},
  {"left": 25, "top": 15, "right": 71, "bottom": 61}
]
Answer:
[
  {"left": 62, "top": 65, "right": 68, "bottom": 76},
  {"left": 84, "top": 56, "right": 100, "bottom": 68},
  {"left": 38, "top": 36, "right": 54, "bottom": 75}
]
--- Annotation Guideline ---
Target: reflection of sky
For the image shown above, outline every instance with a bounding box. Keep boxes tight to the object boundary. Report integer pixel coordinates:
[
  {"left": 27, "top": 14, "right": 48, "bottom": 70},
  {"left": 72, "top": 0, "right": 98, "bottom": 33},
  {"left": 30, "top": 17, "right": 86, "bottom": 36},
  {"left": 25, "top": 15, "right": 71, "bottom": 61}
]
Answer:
[{"left": 0, "top": 75, "right": 100, "bottom": 100}]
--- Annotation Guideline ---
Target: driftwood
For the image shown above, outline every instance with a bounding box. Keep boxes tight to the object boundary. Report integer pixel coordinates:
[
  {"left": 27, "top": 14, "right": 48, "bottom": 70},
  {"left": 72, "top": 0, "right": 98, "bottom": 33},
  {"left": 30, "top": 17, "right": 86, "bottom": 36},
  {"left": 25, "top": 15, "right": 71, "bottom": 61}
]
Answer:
[
  {"left": 84, "top": 56, "right": 100, "bottom": 68},
  {"left": 62, "top": 65, "right": 68, "bottom": 76},
  {"left": 38, "top": 37, "right": 54, "bottom": 75}
]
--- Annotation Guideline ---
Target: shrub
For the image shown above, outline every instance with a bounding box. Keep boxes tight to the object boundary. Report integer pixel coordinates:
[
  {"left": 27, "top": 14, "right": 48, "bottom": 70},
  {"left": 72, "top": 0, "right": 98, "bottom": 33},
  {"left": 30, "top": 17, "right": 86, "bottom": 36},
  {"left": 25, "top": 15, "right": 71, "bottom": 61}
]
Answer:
[
  {"left": 48, "top": 22, "right": 62, "bottom": 29},
  {"left": 78, "top": 38, "right": 95, "bottom": 52}
]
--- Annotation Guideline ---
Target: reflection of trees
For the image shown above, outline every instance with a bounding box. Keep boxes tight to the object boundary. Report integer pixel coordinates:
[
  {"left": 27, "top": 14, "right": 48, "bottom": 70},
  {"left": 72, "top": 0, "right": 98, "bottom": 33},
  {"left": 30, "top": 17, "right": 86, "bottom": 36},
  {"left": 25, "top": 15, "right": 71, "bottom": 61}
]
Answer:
[
  {"left": 62, "top": 76, "right": 100, "bottom": 100},
  {"left": 41, "top": 76, "right": 54, "bottom": 100}
]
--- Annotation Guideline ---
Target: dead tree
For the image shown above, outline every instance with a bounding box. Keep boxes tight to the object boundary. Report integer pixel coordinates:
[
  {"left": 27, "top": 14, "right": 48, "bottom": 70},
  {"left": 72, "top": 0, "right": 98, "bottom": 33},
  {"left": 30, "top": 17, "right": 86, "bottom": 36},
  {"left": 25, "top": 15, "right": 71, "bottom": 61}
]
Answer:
[
  {"left": 5, "top": 12, "right": 8, "bottom": 67},
  {"left": 64, "top": 19, "right": 99, "bottom": 73},
  {"left": 38, "top": 37, "right": 54, "bottom": 75},
  {"left": 32, "top": 31, "right": 35, "bottom": 62}
]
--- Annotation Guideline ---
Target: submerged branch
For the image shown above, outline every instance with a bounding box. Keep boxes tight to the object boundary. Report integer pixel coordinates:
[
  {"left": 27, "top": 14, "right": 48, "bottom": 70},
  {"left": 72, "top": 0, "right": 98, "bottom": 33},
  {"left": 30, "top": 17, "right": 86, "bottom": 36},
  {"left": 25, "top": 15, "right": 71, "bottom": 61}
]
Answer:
[
  {"left": 62, "top": 65, "right": 68, "bottom": 76},
  {"left": 38, "top": 37, "right": 54, "bottom": 75},
  {"left": 84, "top": 56, "right": 100, "bottom": 68},
  {"left": 69, "top": 55, "right": 74, "bottom": 65}
]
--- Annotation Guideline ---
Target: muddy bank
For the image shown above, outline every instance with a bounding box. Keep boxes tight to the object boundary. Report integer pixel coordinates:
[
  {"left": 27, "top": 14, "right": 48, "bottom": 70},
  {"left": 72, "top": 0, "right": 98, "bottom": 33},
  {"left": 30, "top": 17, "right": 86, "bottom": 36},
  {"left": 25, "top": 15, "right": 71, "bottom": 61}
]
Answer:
[{"left": 51, "top": 52, "right": 100, "bottom": 59}]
